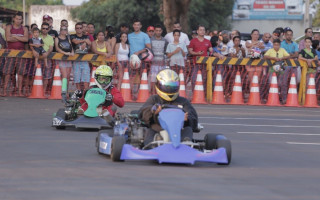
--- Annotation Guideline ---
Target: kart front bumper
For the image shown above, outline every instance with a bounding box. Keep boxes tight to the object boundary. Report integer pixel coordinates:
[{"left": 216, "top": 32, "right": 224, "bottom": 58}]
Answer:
[
  {"left": 120, "top": 143, "right": 228, "bottom": 165},
  {"left": 52, "top": 116, "right": 112, "bottom": 129}
]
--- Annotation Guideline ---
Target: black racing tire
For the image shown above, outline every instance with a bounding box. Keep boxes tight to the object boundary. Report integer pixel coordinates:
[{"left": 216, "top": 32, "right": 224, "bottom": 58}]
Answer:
[
  {"left": 110, "top": 135, "right": 126, "bottom": 162},
  {"left": 96, "top": 133, "right": 102, "bottom": 154},
  {"left": 216, "top": 139, "right": 232, "bottom": 165},
  {"left": 55, "top": 108, "right": 66, "bottom": 130},
  {"left": 204, "top": 133, "right": 218, "bottom": 150}
]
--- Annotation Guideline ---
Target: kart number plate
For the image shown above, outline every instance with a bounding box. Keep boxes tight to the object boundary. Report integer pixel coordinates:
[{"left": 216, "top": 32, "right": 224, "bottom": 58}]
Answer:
[
  {"left": 53, "top": 118, "right": 62, "bottom": 126},
  {"left": 100, "top": 141, "right": 108, "bottom": 150}
]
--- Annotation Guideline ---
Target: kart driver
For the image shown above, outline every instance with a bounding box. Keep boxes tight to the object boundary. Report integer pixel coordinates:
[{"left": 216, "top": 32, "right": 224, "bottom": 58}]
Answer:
[
  {"left": 139, "top": 68, "right": 198, "bottom": 145},
  {"left": 78, "top": 65, "right": 124, "bottom": 117}
]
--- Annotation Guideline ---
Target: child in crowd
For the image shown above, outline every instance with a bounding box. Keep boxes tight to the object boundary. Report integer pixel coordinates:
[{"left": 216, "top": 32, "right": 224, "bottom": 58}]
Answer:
[{"left": 28, "top": 27, "right": 48, "bottom": 68}]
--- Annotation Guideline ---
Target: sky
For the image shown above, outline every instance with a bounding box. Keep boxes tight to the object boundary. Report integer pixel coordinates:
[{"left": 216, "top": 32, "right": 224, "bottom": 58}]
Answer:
[{"left": 63, "top": 0, "right": 89, "bottom": 6}]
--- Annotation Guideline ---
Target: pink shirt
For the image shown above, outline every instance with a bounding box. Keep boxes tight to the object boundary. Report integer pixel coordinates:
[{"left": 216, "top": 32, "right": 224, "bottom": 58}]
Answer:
[{"left": 7, "top": 25, "right": 25, "bottom": 50}]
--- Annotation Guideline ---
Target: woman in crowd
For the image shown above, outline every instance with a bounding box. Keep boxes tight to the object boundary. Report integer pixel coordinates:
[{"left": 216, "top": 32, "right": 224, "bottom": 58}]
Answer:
[
  {"left": 92, "top": 31, "right": 112, "bottom": 72},
  {"left": 114, "top": 32, "right": 130, "bottom": 90},
  {"left": 54, "top": 26, "right": 74, "bottom": 88}
]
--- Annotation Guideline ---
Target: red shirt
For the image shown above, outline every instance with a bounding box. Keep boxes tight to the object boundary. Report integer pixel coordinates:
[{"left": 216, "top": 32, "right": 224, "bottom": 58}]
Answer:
[
  {"left": 7, "top": 25, "right": 25, "bottom": 50},
  {"left": 80, "top": 86, "right": 124, "bottom": 117},
  {"left": 189, "top": 37, "right": 212, "bottom": 62},
  {"left": 87, "top": 34, "right": 94, "bottom": 42}
]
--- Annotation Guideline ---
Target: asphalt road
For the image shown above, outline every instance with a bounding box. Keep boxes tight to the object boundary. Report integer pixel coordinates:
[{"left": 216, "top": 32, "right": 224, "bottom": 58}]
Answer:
[{"left": 0, "top": 97, "right": 320, "bottom": 200}]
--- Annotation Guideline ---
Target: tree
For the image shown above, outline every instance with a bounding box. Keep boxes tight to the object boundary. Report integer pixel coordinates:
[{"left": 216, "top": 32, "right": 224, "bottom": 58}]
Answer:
[
  {"left": 0, "top": 0, "right": 63, "bottom": 11},
  {"left": 71, "top": 0, "right": 162, "bottom": 32},
  {"left": 71, "top": 0, "right": 234, "bottom": 34}
]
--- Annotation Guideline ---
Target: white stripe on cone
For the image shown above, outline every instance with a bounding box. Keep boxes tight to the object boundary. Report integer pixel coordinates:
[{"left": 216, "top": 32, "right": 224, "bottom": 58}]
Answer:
[
  {"left": 307, "top": 89, "right": 316, "bottom": 95},
  {"left": 271, "top": 76, "right": 277, "bottom": 84},
  {"left": 141, "top": 72, "right": 148, "bottom": 80},
  {"left": 233, "top": 86, "right": 242, "bottom": 92},
  {"left": 52, "top": 80, "right": 62, "bottom": 86},
  {"left": 269, "top": 87, "right": 278, "bottom": 93},
  {"left": 250, "top": 87, "right": 259, "bottom": 93},
  {"left": 235, "top": 75, "right": 241, "bottom": 83},
  {"left": 308, "top": 77, "right": 315, "bottom": 86},
  {"left": 33, "top": 79, "right": 43, "bottom": 85},
  {"left": 35, "top": 68, "right": 42, "bottom": 76},
  {"left": 121, "top": 83, "right": 130, "bottom": 89},
  {"left": 196, "top": 74, "right": 203, "bottom": 82},
  {"left": 214, "top": 86, "right": 223, "bottom": 92},
  {"left": 195, "top": 85, "right": 204, "bottom": 91},
  {"left": 91, "top": 69, "right": 96, "bottom": 78},
  {"left": 140, "top": 84, "right": 148, "bottom": 90},
  {"left": 216, "top": 74, "right": 222, "bottom": 82},
  {"left": 180, "top": 85, "right": 185, "bottom": 90},
  {"left": 290, "top": 76, "right": 296, "bottom": 85},
  {"left": 54, "top": 69, "right": 61, "bottom": 77},
  {"left": 179, "top": 73, "right": 185, "bottom": 81},
  {"left": 252, "top": 75, "right": 258, "bottom": 84},
  {"left": 123, "top": 72, "right": 130, "bottom": 80},
  {"left": 288, "top": 88, "right": 297, "bottom": 94}
]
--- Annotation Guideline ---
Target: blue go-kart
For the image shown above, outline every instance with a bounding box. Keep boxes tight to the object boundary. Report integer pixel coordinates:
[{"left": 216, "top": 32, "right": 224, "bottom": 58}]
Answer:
[{"left": 96, "top": 105, "right": 232, "bottom": 165}]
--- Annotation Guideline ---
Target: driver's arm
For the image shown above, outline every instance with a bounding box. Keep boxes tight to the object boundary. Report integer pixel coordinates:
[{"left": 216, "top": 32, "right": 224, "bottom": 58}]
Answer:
[
  {"left": 110, "top": 87, "right": 124, "bottom": 108},
  {"left": 138, "top": 96, "right": 158, "bottom": 126},
  {"left": 183, "top": 101, "right": 198, "bottom": 131}
]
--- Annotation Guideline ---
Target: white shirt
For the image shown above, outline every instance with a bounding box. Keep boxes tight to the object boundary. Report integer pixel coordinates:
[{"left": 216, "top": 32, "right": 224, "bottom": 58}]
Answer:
[{"left": 164, "top": 32, "right": 190, "bottom": 46}]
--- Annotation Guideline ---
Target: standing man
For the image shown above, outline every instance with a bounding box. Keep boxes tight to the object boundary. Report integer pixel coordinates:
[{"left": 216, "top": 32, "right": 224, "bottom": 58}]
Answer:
[
  {"left": 60, "top": 19, "right": 68, "bottom": 29},
  {"left": 150, "top": 24, "right": 167, "bottom": 94},
  {"left": 281, "top": 27, "right": 300, "bottom": 98},
  {"left": 299, "top": 28, "right": 313, "bottom": 51},
  {"left": 43, "top": 15, "right": 58, "bottom": 39},
  {"left": 82, "top": 22, "right": 94, "bottom": 42},
  {"left": 260, "top": 33, "right": 273, "bottom": 54},
  {"left": 87, "top": 23, "right": 96, "bottom": 40},
  {"left": 39, "top": 22, "right": 54, "bottom": 95},
  {"left": 164, "top": 21, "right": 190, "bottom": 46},
  {"left": 128, "top": 18, "right": 151, "bottom": 99},
  {"left": 147, "top": 26, "right": 155, "bottom": 38},
  {"left": 189, "top": 25, "right": 221, "bottom": 94},
  {"left": 2, "top": 14, "right": 28, "bottom": 96},
  {"left": 70, "top": 22, "right": 91, "bottom": 90},
  {"left": 115, "top": 23, "right": 129, "bottom": 43}
]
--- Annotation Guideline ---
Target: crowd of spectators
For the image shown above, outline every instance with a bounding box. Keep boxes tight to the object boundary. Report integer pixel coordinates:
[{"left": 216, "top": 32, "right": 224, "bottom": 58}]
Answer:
[{"left": 0, "top": 14, "right": 319, "bottom": 103}]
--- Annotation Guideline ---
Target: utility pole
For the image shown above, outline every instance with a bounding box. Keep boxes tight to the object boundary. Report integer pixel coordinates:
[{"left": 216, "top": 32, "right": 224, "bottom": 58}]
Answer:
[
  {"left": 304, "top": 0, "right": 310, "bottom": 29},
  {"left": 23, "top": 0, "right": 26, "bottom": 25}
]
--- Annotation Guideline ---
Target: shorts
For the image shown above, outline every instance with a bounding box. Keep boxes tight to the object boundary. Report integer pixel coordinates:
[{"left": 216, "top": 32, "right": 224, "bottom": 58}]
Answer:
[
  {"left": 150, "top": 65, "right": 164, "bottom": 82},
  {"left": 34, "top": 47, "right": 46, "bottom": 55},
  {"left": 73, "top": 61, "right": 90, "bottom": 83},
  {"left": 39, "top": 59, "right": 53, "bottom": 79},
  {"left": 56, "top": 60, "right": 72, "bottom": 68},
  {"left": 3, "top": 57, "right": 27, "bottom": 76}
]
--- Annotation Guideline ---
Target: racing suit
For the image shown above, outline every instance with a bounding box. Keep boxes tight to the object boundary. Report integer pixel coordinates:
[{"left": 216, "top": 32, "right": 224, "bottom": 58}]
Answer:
[
  {"left": 139, "top": 95, "right": 198, "bottom": 145},
  {"left": 79, "top": 85, "right": 124, "bottom": 117}
]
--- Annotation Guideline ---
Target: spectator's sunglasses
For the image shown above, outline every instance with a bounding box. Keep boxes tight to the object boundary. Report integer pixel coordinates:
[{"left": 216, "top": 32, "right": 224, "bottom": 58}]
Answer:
[
  {"left": 76, "top": 26, "right": 82, "bottom": 29},
  {"left": 42, "top": 27, "right": 49, "bottom": 30}
]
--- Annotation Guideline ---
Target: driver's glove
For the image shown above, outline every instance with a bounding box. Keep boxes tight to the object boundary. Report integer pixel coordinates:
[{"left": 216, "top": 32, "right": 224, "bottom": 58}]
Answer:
[
  {"left": 74, "top": 89, "right": 83, "bottom": 98},
  {"left": 106, "top": 93, "right": 113, "bottom": 102}
]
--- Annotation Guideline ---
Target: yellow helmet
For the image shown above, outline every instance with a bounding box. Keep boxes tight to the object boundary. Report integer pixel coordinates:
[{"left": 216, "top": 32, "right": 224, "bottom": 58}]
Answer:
[
  {"left": 95, "top": 65, "right": 113, "bottom": 89},
  {"left": 155, "top": 69, "right": 180, "bottom": 101}
]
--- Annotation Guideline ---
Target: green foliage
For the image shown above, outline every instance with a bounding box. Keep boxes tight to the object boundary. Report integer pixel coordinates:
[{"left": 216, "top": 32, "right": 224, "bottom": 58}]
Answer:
[
  {"left": 71, "top": 0, "right": 162, "bottom": 32},
  {"left": 0, "top": 0, "right": 63, "bottom": 11},
  {"left": 188, "top": 0, "right": 234, "bottom": 31},
  {"left": 71, "top": 0, "right": 234, "bottom": 32}
]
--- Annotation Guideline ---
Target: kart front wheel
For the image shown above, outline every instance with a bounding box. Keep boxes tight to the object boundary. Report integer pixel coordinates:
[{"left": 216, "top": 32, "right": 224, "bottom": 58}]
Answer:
[
  {"left": 204, "top": 133, "right": 218, "bottom": 150},
  {"left": 55, "top": 108, "right": 66, "bottom": 129},
  {"left": 110, "top": 136, "right": 125, "bottom": 162},
  {"left": 216, "top": 139, "right": 232, "bottom": 165}
]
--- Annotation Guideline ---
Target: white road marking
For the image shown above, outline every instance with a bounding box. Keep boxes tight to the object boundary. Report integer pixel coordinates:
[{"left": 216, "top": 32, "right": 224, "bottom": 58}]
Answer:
[
  {"left": 199, "top": 116, "right": 320, "bottom": 122},
  {"left": 201, "top": 123, "right": 320, "bottom": 128},
  {"left": 286, "top": 142, "right": 320, "bottom": 145},
  {"left": 193, "top": 106, "right": 320, "bottom": 113},
  {"left": 237, "top": 132, "right": 320, "bottom": 136}
]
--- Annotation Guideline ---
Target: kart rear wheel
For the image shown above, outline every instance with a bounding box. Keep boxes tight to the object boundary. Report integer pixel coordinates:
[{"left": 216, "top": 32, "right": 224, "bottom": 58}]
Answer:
[
  {"left": 55, "top": 108, "right": 66, "bottom": 129},
  {"left": 96, "top": 133, "right": 102, "bottom": 154},
  {"left": 204, "top": 133, "right": 218, "bottom": 150},
  {"left": 111, "top": 136, "right": 125, "bottom": 162},
  {"left": 216, "top": 139, "right": 232, "bottom": 165}
]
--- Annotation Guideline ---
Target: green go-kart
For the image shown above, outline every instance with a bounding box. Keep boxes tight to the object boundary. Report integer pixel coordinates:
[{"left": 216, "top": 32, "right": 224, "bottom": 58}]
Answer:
[{"left": 52, "top": 78, "right": 114, "bottom": 130}]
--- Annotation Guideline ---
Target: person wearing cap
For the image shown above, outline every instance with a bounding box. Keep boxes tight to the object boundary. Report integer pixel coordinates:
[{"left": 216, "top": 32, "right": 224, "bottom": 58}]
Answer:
[
  {"left": 299, "top": 28, "right": 313, "bottom": 51},
  {"left": 280, "top": 27, "right": 300, "bottom": 95},
  {"left": 147, "top": 26, "right": 155, "bottom": 38},
  {"left": 43, "top": 15, "right": 58, "bottom": 39},
  {"left": 164, "top": 21, "right": 190, "bottom": 47},
  {"left": 115, "top": 23, "right": 129, "bottom": 43}
]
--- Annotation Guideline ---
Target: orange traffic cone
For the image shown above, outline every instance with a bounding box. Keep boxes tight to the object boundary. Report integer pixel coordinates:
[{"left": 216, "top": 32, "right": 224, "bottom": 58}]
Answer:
[
  {"left": 179, "top": 69, "right": 186, "bottom": 98},
  {"left": 48, "top": 65, "right": 62, "bottom": 99},
  {"left": 247, "top": 72, "right": 261, "bottom": 105},
  {"left": 211, "top": 70, "right": 226, "bottom": 104},
  {"left": 230, "top": 71, "right": 244, "bottom": 105},
  {"left": 89, "top": 66, "right": 97, "bottom": 87},
  {"left": 191, "top": 70, "right": 207, "bottom": 104},
  {"left": 266, "top": 72, "right": 280, "bottom": 106},
  {"left": 304, "top": 74, "right": 319, "bottom": 107},
  {"left": 285, "top": 73, "right": 300, "bottom": 107},
  {"left": 29, "top": 64, "right": 46, "bottom": 99},
  {"left": 136, "top": 69, "right": 150, "bottom": 103},
  {"left": 121, "top": 68, "right": 133, "bottom": 102}
]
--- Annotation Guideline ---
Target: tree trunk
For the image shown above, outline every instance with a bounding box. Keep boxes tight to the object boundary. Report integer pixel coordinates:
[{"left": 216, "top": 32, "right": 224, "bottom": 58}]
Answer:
[{"left": 162, "top": 0, "right": 191, "bottom": 33}]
